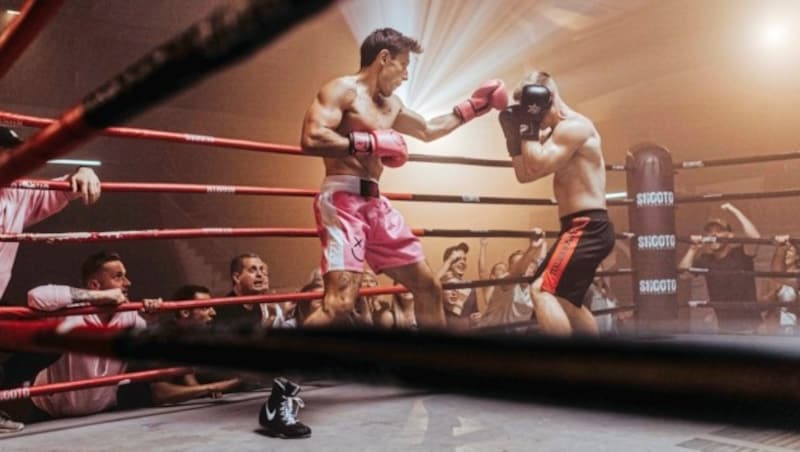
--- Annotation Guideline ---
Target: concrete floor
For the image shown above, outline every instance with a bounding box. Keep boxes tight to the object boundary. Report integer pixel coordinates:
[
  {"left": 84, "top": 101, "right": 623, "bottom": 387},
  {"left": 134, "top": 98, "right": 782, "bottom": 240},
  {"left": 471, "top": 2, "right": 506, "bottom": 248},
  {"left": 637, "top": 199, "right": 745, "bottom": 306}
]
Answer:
[{"left": 2, "top": 378, "right": 798, "bottom": 451}]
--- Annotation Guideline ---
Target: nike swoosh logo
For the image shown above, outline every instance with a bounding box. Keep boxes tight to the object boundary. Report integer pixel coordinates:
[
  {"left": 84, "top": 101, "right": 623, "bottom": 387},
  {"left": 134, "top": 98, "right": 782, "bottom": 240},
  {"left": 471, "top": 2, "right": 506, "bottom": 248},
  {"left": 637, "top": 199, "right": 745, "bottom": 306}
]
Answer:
[{"left": 264, "top": 404, "right": 277, "bottom": 421}]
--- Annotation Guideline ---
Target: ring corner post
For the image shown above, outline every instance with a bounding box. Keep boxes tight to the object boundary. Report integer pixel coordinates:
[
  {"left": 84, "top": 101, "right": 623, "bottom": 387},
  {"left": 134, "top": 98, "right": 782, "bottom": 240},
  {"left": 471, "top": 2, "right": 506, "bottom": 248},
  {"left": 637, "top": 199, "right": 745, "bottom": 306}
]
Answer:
[{"left": 626, "top": 143, "right": 678, "bottom": 333}]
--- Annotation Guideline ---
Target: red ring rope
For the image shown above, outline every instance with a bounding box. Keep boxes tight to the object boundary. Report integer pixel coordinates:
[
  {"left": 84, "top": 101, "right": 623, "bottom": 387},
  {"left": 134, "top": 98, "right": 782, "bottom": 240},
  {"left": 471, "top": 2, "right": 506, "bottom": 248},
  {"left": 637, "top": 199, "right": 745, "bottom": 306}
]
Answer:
[
  {"left": 0, "top": 366, "right": 192, "bottom": 401},
  {"left": 0, "top": 227, "right": 634, "bottom": 243},
  {"left": 0, "top": 271, "right": 633, "bottom": 320},
  {"left": 0, "top": 0, "right": 333, "bottom": 185},
  {"left": 0, "top": 0, "right": 65, "bottom": 78},
  {"left": 0, "top": 110, "right": 628, "bottom": 171},
  {"left": 9, "top": 178, "right": 633, "bottom": 207}
]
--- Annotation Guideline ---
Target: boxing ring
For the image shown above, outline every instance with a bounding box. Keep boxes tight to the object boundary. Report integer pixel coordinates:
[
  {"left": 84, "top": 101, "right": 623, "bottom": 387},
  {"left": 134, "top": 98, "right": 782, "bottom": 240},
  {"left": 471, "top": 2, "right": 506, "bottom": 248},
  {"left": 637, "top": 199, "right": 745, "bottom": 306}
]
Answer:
[{"left": 0, "top": 0, "right": 800, "bottom": 447}]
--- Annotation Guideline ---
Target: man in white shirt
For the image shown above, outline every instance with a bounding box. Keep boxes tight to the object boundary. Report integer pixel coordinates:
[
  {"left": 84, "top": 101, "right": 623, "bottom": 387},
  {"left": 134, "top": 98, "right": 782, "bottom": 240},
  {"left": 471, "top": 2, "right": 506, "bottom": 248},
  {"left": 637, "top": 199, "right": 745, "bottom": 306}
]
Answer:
[
  {"left": 6, "top": 251, "right": 160, "bottom": 420},
  {"left": 0, "top": 126, "right": 102, "bottom": 301},
  {"left": 479, "top": 231, "right": 547, "bottom": 328},
  {"left": 0, "top": 126, "right": 101, "bottom": 432}
]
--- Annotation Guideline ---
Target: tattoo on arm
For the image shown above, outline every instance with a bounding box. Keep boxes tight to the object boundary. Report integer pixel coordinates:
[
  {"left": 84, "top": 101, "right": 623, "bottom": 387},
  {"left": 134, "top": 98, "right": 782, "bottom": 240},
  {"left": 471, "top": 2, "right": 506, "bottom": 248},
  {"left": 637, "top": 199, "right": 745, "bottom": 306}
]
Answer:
[
  {"left": 70, "top": 287, "right": 97, "bottom": 302},
  {"left": 69, "top": 287, "right": 100, "bottom": 303}
]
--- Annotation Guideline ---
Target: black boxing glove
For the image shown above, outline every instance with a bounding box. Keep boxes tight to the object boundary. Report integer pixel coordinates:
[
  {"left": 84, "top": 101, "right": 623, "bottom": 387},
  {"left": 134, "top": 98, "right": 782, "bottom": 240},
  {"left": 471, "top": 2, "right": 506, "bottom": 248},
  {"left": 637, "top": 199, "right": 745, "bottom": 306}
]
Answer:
[
  {"left": 519, "top": 84, "right": 552, "bottom": 140},
  {"left": 498, "top": 105, "right": 522, "bottom": 157}
]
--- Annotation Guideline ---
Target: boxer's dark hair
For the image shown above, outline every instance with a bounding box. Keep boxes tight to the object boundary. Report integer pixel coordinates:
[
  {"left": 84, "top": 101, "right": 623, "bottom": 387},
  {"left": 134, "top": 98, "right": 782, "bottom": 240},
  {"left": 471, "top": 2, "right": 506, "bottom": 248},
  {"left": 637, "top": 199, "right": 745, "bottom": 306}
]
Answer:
[
  {"left": 360, "top": 28, "right": 422, "bottom": 68},
  {"left": 81, "top": 251, "right": 122, "bottom": 285}
]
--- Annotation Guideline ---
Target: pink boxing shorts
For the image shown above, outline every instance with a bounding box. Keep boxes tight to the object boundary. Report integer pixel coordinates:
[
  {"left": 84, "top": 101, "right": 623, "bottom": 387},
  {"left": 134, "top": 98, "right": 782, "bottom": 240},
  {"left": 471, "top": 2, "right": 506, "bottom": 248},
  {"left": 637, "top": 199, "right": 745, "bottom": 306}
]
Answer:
[{"left": 313, "top": 175, "right": 425, "bottom": 274}]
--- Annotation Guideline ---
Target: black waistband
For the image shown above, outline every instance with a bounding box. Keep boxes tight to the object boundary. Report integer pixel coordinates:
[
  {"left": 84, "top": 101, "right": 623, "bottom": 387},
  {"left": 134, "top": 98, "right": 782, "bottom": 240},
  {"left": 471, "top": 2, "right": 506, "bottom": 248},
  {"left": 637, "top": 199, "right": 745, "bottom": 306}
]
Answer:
[
  {"left": 559, "top": 209, "right": 608, "bottom": 228},
  {"left": 360, "top": 179, "right": 380, "bottom": 198}
]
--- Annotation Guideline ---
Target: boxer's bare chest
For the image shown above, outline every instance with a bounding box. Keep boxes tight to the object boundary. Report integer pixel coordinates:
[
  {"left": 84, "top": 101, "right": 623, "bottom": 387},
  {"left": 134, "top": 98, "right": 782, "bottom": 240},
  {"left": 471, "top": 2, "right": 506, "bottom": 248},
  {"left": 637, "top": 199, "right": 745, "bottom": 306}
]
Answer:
[{"left": 339, "top": 94, "right": 399, "bottom": 133}]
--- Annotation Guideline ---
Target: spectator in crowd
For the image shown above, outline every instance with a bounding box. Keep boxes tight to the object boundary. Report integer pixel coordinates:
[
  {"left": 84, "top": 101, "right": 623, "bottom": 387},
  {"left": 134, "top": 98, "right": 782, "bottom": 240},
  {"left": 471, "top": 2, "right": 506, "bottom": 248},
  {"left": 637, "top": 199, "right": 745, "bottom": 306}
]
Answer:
[
  {"left": 440, "top": 272, "right": 479, "bottom": 330},
  {"left": 582, "top": 264, "right": 622, "bottom": 334},
  {"left": 213, "top": 253, "right": 309, "bottom": 439},
  {"left": 477, "top": 237, "right": 508, "bottom": 311},
  {"left": 295, "top": 275, "right": 324, "bottom": 327},
  {"left": 478, "top": 230, "right": 546, "bottom": 328},
  {"left": 214, "top": 253, "right": 270, "bottom": 327},
  {"left": 117, "top": 284, "right": 241, "bottom": 409},
  {"left": 0, "top": 127, "right": 104, "bottom": 431},
  {"left": 678, "top": 203, "right": 761, "bottom": 333},
  {"left": 0, "top": 126, "right": 103, "bottom": 302},
  {"left": 437, "top": 243, "right": 479, "bottom": 328},
  {"left": 362, "top": 274, "right": 416, "bottom": 330},
  {"left": 391, "top": 289, "right": 417, "bottom": 329},
  {"left": 167, "top": 284, "right": 218, "bottom": 329},
  {"left": 0, "top": 252, "right": 160, "bottom": 423},
  {"left": 757, "top": 235, "right": 799, "bottom": 335},
  {"left": 215, "top": 253, "right": 296, "bottom": 328},
  {"left": 352, "top": 268, "right": 378, "bottom": 326},
  {"left": 306, "top": 267, "right": 323, "bottom": 290}
]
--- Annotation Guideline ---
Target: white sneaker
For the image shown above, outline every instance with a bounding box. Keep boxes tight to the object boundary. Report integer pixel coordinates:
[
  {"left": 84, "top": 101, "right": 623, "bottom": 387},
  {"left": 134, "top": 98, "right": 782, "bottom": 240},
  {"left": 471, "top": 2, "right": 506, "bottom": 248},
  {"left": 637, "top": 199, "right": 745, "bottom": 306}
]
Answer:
[{"left": 0, "top": 410, "right": 23, "bottom": 433}]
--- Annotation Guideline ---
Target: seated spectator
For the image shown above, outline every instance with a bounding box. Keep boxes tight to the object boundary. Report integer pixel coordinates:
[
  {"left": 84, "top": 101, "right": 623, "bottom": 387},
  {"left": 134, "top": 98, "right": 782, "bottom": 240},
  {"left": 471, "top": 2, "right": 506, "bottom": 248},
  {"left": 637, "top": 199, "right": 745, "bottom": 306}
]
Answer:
[
  {"left": 306, "top": 267, "right": 323, "bottom": 290},
  {"left": 0, "top": 126, "right": 102, "bottom": 303},
  {"left": 439, "top": 272, "right": 478, "bottom": 330},
  {"left": 478, "top": 230, "right": 546, "bottom": 328},
  {"left": 0, "top": 126, "right": 102, "bottom": 433},
  {"left": 213, "top": 253, "right": 296, "bottom": 329},
  {"left": 213, "top": 254, "right": 310, "bottom": 438},
  {"left": 372, "top": 282, "right": 417, "bottom": 330},
  {"left": 392, "top": 289, "right": 417, "bottom": 329},
  {"left": 117, "top": 284, "right": 241, "bottom": 409},
  {"left": 758, "top": 235, "right": 799, "bottom": 335},
  {"left": 582, "top": 264, "right": 620, "bottom": 334},
  {"left": 2, "top": 251, "right": 160, "bottom": 422},
  {"left": 167, "top": 284, "right": 217, "bottom": 329},
  {"left": 478, "top": 237, "right": 507, "bottom": 311},
  {"left": 295, "top": 280, "right": 323, "bottom": 327},
  {"left": 437, "top": 243, "right": 479, "bottom": 328},
  {"left": 353, "top": 269, "right": 381, "bottom": 326},
  {"left": 215, "top": 253, "right": 270, "bottom": 327}
]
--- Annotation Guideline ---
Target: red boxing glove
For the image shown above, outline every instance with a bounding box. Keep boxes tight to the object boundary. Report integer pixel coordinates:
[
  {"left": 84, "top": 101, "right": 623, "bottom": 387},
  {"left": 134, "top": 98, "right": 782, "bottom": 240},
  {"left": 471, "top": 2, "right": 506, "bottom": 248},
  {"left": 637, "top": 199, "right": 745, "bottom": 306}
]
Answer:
[
  {"left": 348, "top": 129, "right": 408, "bottom": 168},
  {"left": 453, "top": 79, "right": 509, "bottom": 123}
]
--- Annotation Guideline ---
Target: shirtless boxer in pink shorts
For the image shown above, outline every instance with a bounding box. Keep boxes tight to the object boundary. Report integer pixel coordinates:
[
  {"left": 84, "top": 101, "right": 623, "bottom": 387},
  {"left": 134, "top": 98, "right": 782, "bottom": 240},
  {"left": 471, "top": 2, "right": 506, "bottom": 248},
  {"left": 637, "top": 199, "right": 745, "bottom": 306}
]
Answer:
[{"left": 300, "top": 28, "right": 507, "bottom": 328}]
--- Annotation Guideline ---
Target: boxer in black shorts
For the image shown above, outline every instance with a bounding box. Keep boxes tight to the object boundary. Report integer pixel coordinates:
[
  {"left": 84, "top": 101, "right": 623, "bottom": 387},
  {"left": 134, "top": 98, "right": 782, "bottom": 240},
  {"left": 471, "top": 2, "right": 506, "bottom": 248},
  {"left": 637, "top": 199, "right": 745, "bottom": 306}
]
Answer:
[
  {"left": 499, "top": 71, "right": 614, "bottom": 336},
  {"left": 533, "top": 210, "right": 615, "bottom": 308}
]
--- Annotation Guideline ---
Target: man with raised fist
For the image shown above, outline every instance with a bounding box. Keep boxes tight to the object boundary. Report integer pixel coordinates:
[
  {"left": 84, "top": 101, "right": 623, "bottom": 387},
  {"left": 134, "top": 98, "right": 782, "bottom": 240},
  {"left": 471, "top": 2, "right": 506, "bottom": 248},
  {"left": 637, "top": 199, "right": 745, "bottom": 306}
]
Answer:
[
  {"left": 498, "top": 71, "right": 614, "bottom": 336},
  {"left": 300, "top": 27, "right": 507, "bottom": 329}
]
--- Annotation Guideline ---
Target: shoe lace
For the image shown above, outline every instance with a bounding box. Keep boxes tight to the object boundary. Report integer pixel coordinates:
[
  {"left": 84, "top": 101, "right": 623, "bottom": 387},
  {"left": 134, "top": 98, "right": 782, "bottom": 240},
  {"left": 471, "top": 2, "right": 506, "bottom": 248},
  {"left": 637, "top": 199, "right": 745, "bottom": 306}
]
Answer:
[{"left": 280, "top": 395, "right": 305, "bottom": 425}]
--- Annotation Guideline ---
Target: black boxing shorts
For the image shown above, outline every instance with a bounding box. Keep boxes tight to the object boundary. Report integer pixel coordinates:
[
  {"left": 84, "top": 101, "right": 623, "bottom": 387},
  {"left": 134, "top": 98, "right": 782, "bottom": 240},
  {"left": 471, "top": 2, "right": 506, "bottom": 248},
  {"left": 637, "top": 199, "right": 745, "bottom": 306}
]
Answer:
[{"left": 532, "top": 209, "right": 615, "bottom": 307}]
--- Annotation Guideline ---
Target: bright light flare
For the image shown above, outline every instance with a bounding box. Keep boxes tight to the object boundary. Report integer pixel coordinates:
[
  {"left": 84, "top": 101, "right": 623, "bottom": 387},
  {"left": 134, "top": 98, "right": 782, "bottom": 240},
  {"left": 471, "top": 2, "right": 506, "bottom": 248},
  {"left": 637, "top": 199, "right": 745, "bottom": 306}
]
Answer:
[
  {"left": 337, "top": 0, "right": 555, "bottom": 116},
  {"left": 338, "top": 0, "right": 648, "bottom": 117},
  {"left": 762, "top": 23, "right": 789, "bottom": 48}
]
